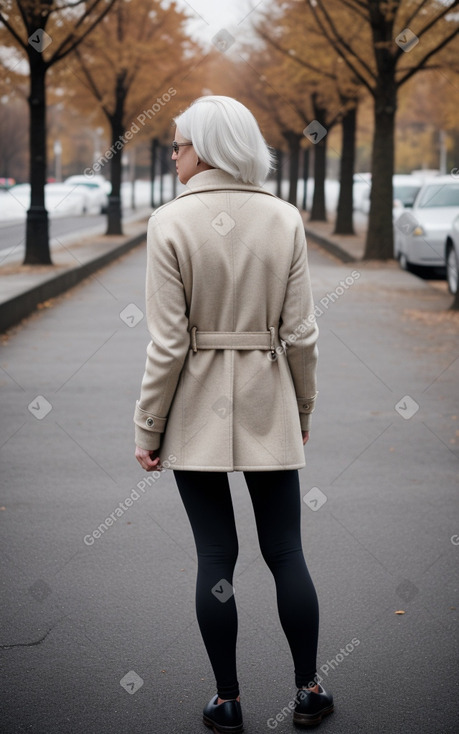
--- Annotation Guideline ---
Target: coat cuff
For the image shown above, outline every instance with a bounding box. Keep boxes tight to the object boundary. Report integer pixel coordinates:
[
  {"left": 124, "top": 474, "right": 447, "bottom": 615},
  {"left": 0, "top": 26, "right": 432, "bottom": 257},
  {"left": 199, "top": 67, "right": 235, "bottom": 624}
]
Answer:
[
  {"left": 135, "top": 425, "right": 161, "bottom": 451},
  {"left": 297, "top": 393, "right": 318, "bottom": 431},
  {"left": 300, "top": 413, "right": 312, "bottom": 431},
  {"left": 134, "top": 402, "right": 166, "bottom": 450}
]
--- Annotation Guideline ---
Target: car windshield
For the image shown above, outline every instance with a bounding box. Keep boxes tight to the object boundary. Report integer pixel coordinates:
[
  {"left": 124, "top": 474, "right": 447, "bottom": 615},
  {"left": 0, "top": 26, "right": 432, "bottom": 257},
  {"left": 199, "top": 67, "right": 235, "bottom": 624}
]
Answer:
[
  {"left": 393, "top": 185, "right": 420, "bottom": 205},
  {"left": 70, "top": 182, "right": 99, "bottom": 189},
  {"left": 416, "top": 184, "right": 459, "bottom": 208}
]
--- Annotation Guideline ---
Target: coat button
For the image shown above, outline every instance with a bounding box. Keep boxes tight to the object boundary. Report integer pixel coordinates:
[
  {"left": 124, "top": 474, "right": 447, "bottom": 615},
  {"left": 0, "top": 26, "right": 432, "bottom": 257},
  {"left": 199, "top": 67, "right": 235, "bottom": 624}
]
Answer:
[
  {"left": 146, "top": 417, "right": 155, "bottom": 427},
  {"left": 302, "top": 404, "right": 309, "bottom": 410}
]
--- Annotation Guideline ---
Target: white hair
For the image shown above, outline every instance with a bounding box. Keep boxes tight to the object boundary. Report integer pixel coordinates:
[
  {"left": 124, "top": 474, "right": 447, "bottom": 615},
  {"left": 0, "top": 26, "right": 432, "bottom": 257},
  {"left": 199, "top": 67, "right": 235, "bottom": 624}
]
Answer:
[{"left": 174, "top": 96, "right": 275, "bottom": 187}]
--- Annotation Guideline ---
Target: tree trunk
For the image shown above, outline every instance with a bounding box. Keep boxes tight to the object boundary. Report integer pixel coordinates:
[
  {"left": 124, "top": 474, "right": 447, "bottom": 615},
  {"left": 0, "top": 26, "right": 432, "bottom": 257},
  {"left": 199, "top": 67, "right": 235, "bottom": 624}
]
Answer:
[
  {"left": 106, "top": 78, "right": 124, "bottom": 235},
  {"left": 302, "top": 148, "right": 309, "bottom": 211},
  {"left": 364, "top": 81, "right": 396, "bottom": 259},
  {"left": 334, "top": 105, "right": 356, "bottom": 235},
  {"left": 283, "top": 131, "right": 302, "bottom": 206},
  {"left": 309, "top": 95, "right": 328, "bottom": 221},
  {"left": 24, "top": 53, "right": 51, "bottom": 265},
  {"left": 130, "top": 148, "right": 136, "bottom": 211},
  {"left": 150, "top": 137, "right": 158, "bottom": 208},
  {"left": 276, "top": 149, "right": 283, "bottom": 198},
  {"left": 310, "top": 143, "right": 327, "bottom": 220}
]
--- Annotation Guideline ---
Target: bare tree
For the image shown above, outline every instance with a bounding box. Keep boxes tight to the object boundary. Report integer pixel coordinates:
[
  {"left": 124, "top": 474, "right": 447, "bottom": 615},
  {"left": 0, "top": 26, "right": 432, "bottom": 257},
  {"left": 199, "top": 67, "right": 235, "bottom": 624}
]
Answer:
[
  {"left": 0, "top": 0, "right": 117, "bottom": 264},
  {"left": 307, "top": 0, "right": 459, "bottom": 259},
  {"left": 68, "top": 0, "right": 192, "bottom": 235},
  {"left": 256, "top": 1, "right": 362, "bottom": 232}
]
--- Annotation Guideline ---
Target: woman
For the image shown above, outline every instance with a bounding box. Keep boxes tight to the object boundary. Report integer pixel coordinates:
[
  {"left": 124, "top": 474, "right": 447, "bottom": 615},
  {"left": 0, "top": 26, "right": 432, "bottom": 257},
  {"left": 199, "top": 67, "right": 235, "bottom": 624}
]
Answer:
[{"left": 134, "top": 96, "right": 333, "bottom": 732}]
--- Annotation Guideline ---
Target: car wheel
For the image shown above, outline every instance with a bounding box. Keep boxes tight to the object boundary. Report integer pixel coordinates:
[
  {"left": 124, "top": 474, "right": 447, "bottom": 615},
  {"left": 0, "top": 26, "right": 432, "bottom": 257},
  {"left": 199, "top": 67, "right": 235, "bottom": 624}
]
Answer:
[
  {"left": 446, "top": 244, "right": 458, "bottom": 295},
  {"left": 398, "top": 251, "right": 413, "bottom": 273}
]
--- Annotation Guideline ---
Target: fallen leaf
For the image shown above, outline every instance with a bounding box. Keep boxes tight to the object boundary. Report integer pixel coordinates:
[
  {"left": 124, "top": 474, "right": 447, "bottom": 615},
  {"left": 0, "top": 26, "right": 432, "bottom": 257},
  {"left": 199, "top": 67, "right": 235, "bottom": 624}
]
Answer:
[{"left": 395, "top": 610, "right": 405, "bottom": 615}]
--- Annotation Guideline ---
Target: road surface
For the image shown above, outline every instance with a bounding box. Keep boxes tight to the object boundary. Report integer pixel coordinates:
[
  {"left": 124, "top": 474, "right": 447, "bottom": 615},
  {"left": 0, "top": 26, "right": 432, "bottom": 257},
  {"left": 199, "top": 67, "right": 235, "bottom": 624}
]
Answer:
[{"left": 0, "top": 239, "right": 457, "bottom": 733}]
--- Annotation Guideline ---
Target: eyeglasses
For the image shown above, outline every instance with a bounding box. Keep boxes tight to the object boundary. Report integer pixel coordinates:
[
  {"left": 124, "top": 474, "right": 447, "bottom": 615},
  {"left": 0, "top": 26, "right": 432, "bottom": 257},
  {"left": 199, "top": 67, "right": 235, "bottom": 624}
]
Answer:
[{"left": 172, "top": 141, "right": 193, "bottom": 154}]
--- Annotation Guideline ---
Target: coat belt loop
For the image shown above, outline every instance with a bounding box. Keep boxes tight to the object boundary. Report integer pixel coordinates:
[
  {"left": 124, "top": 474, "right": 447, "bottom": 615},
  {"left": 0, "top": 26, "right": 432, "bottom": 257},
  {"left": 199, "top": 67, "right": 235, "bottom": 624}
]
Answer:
[
  {"left": 269, "top": 326, "right": 276, "bottom": 358},
  {"left": 191, "top": 326, "right": 198, "bottom": 353}
]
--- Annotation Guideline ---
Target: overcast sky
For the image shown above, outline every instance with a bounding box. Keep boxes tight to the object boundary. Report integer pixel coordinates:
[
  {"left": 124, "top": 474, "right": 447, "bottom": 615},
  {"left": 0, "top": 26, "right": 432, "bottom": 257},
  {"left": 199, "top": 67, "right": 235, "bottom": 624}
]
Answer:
[{"left": 175, "top": 0, "right": 269, "bottom": 43}]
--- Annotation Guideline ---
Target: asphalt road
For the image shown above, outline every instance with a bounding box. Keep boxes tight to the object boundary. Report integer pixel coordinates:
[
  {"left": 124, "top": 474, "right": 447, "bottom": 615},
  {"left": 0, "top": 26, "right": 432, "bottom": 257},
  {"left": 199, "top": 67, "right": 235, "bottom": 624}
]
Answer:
[
  {"left": 0, "top": 241, "right": 458, "bottom": 733},
  {"left": 0, "top": 215, "right": 107, "bottom": 252},
  {"left": 0, "top": 209, "right": 154, "bottom": 254}
]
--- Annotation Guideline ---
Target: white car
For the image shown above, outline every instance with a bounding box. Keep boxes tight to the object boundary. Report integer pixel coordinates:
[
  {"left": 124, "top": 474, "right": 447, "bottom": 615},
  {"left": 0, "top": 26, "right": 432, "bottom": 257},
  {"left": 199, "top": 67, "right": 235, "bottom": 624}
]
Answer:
[
  {"left": 353, "top": 172, "right": 371, "bottom": 211},
  {"left": 360, "top": 174, "right": 422, "bottom": 217},
  {"left": 45, "top": 183, "right": 87, "bottom": 216},
  {"left": 394, "top": 175, "right": 459, "bottom": 272},
  {"left": 3, "top": 183, "right": 87, "bottom": 218},
  {"left": 2, "top": 184, "right": 31, "bottom": 218},
  {"left": 64, "top": 175, "right": 110, "bottom": 214},
  {"left": 445, "top": 214, "right": 459, "bottom": 294}
]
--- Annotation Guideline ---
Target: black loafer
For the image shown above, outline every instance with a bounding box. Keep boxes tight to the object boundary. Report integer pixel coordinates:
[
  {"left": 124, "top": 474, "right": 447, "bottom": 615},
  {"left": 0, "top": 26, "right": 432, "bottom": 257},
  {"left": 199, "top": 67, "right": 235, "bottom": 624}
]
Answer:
[
  {"left": 293, "top": 684, "right": 334, "bottom": 727},
  {"left": 203, "top": 694, "right": 243, "bottom": 733}
]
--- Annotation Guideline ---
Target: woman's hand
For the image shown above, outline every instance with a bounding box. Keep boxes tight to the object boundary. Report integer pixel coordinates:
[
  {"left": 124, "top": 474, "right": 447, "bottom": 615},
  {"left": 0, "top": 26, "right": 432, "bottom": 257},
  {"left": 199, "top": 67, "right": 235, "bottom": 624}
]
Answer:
[
  {"left": 302, "top": 430, "right": 310, "bottom": 446},
  {"left": 135, "top": 446, "right": 162, "bottom": 471}
]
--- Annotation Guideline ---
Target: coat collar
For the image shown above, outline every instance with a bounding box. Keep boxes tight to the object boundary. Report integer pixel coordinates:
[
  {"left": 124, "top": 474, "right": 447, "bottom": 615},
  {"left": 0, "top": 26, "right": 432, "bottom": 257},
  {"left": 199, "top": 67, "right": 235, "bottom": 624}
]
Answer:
[{"left": 175, "top": 169, "right": 276, "bottom": 200}]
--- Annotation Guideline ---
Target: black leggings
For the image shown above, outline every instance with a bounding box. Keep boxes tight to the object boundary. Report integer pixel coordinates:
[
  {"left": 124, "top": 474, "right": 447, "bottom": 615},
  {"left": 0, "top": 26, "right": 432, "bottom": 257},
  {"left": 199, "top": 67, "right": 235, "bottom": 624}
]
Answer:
[{"left": 173, "top": 469, "right": 319, "bottom": 699}]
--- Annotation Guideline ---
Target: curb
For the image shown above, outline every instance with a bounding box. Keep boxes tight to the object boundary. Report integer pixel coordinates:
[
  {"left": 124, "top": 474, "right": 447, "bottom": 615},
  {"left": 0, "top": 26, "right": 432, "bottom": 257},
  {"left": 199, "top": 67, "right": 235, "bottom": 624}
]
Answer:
[
  {"left": 303, "top": 224, "right": 357, "bottom": 263},
  {"left": 0, "top": 230, "right": 146, "bottom": 334}
]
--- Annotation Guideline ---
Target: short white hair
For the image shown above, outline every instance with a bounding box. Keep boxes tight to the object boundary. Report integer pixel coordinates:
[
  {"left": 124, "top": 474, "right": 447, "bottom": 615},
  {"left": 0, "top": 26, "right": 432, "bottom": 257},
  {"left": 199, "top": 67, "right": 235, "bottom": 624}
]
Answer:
[{"left": 174, "top": 96, "right": 275, "bottom": 187}]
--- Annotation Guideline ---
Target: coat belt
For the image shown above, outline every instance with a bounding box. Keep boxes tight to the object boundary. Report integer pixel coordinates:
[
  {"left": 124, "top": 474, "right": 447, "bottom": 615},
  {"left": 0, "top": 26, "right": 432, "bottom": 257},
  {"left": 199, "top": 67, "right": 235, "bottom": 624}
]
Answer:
[{"left": 190, "top": 326, "right": 277, "bottom": 354}]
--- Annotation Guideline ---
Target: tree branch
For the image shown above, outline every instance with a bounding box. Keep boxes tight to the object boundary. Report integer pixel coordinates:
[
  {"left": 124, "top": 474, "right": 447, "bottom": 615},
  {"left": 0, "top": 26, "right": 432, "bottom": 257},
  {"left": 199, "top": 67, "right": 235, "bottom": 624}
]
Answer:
[
  {"left": 313, "top": 0, "right": 376, "bottom": 81},
  {"left": 0, "top": 11, "right": 28, "bottom": 51},
  {"left": 414, "top": 0, "right": 459, "bottom": 43},
  {"left": 399, "top": 0, "right": 430, "bottom": 34},
  {"left": 398, "top": 24, "right": 459, "bottom": 87},
  {"left": 335, "top": 0, "right": 368, "bottom": 22},
  {"left": 257, "top": 28, "right": 337, "bottom": 80},
  {"left": 16, "top": 0, "right": 35, "bottom": 36},
  {"left": 307, "top": 0, "right": 375, "bottom": 94},
  {"left": 343, "top": 0, "right": 369, "bottom": 10},
  {"left": 50, "top": 0, "right": 118, "bottom": 66},
  {"left": 48, "top": 0, "right": 89, "bottom": 14},
  {"left": 72, "top": 45, "right": 110, "bottom": 116}
]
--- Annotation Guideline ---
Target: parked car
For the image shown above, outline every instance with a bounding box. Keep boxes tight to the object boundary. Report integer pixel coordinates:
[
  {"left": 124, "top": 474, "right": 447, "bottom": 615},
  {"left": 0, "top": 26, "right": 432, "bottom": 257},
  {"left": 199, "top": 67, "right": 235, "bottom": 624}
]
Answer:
[
  {"left": 0, "top": 177, "right": 15, "bottom": 191},
  {"left": 411, "top": 169, "right": 440, "bottom": 180},
  {"left": 45, "top": 183, "right": 87, "bottom": 216},
  {"left": 63, "top": 175, "right": 109, "bottom": 214},
  {"left": 0, "top": 183, "right": 31, "bottom": 219},
  {"left": 4, "top": 182, "right": 87, "bottom": 217},
  {"left": 445, "top": 214, "right": 459, "bottom": 294},
  {"left": 392, "top": 174, "right": 423, "bottom": 214},
  {"left": 393, "top": 175, "right": 459, "bottom": 272},
  {"left": 360, "top": 174, "right": 423, "bottom": 217},
  {"left": 353, "top": 172, "right": 371, "bottom": 210}
]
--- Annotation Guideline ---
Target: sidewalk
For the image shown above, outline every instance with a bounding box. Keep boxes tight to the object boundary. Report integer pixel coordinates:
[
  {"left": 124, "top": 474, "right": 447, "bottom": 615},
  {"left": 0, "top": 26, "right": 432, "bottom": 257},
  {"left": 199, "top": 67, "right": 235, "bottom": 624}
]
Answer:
[
  {"left": 0, "top": 215, "right": 149, "bottom": 333},
  {"left": 301, "top": 212, "right": 365, "bottom": 263},
  {"left": 1, "top": 235, "right": 457, "bottom": 733}
]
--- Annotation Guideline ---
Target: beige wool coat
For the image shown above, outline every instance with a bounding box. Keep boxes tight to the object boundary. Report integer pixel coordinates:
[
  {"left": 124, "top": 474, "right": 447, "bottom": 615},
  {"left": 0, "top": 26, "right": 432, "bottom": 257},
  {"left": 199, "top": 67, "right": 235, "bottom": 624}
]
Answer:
[{"left": 134, "top": 169, "right": 318, "bottom": 471}]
